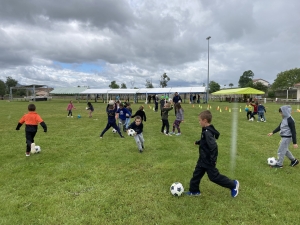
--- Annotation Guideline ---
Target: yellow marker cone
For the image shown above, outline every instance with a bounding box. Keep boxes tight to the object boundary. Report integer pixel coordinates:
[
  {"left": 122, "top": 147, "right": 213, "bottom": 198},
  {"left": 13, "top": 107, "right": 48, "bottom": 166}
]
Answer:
[
  {"left": 210, "top": 105, "right": 211, "bottom": 109},
  {"left": 229, "top": 108, "right": 231, "bottom": 112},
  {"left": 193, "top": 104, "right": 195, "bottom": 108},
  {"left": 199, "top": 105, "right": 201, "bottom": 108},
  {"left": 217, "top": 106, "right": 219, "bottom": 110},
  {"left": 220, "top": 108, "right": 222, "bottom": 112},
  {"left": 239, "top": 107, "right": 241, "bottom": 112},
  {"left": 200, "top": 105, "right": 202, "bottom": 109}
]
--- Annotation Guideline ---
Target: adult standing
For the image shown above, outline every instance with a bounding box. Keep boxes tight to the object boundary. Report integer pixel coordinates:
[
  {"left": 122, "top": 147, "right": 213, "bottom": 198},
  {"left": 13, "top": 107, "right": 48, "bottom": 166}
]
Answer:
[{"left": 173, "top": 92, "right": 182, "bottom": 116}]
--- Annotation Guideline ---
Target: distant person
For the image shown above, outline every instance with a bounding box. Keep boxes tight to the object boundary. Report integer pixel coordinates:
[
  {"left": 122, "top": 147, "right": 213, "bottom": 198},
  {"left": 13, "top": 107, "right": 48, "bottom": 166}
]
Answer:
[
  {"left": 131, "top": 105, "right": 147, "bottom": 122},
  {"left": 172, "top": 92, "right": 182, "bottom": 115},
  {"left": 249, "top": 101, "right": 258, "bottom": 121},
  {"left": 170, "top": 103, "right": 184, "bottom": 136},
  {"left": 161, "top": 102, "right": 173, "bottom": 136},
  {"left": 127, "top": 116, "right": 145, "bottom": 153},
  {"left": 267, "top": 105, "right": 299, "bottom": 168},
  {"left": 87, "top": 102, "right": 94, "bottom": 118},
  {"left": 160, "top": 96, "right": 165, "bottom": 117},
  {"left": 66, "top": 100, "right": 76, "bottom": 118},
  {"left": 257, "top": 103, "right": 266, "bottom": 122},
  {"left": 185, "top": 110, "right": 239, "bottom": 197},
  {"left": 100, "top": 103, "right": 124, "bottom": 138},
  {"left": 15, "top": 104, "right": 47, "bottom": 156},
  {"left": 245, "top": 102, "right": 252, "bottom": 120},
  {"left": 154, "top": 95, "right": 159, "bottom": 112}
]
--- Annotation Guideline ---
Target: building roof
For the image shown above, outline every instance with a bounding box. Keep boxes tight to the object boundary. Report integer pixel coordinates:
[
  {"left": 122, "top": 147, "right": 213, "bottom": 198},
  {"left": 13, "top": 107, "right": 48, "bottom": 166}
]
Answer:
[
  {"left": 50, "top": 87, "right": 88, "bottom": 94},
  {"left": 252, "top": 79, "right": 270, "bottom": 83},
  {"left": 50, "top": 87, "right": 207, "bottom": 95}
]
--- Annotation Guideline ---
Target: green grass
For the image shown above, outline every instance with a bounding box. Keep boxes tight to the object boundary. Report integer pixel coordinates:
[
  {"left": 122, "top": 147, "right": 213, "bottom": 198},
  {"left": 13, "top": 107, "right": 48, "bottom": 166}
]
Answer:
[{"left": 1, "top": 99, "right": 300, "bottom": 225}]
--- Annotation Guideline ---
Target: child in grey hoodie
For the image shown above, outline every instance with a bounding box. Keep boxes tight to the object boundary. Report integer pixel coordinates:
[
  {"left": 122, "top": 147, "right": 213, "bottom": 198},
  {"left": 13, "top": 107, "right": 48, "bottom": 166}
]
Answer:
[
  {"left": 170, "top": 103, "right": 184, "bottom": 136},
  {"left": 267, "top": 105, "right": 299, "bottom": 168}
]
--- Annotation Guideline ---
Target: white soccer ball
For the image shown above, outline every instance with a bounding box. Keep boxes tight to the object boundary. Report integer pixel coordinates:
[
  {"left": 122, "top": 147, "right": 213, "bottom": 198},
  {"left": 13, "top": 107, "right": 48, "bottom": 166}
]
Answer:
[
  {"left": 267, "top": 157, "right": 277, "bottom": 166},
  {"left": 35, "top": 146, "right": 41, "bottom": 153},
  {"left": 112, "top": 128, "right": 117, "bottom": 133},
  {"left": 128, "top": 129, "right": 136, "bottom": 136},
  {"left": 108, "top": 100, "right": 115, "bottom": 105},
  {"left": 86, "top": 107, "right": 89, "bottom": 110},
  {"left": 170, "top": 182, "right": 184, "bottom": 197},
  {"left": 261, "top": 118, "right": 264, "bottom": 122}
]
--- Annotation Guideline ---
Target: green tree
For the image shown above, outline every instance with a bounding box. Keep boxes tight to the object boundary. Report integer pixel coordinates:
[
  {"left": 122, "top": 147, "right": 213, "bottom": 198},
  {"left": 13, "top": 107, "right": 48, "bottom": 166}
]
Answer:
[
  {"left": 109, "top": 81, "right": 120, "bottom": 89},
  {"left": 271, "top": 68, "right": 300, "bottom": 90},
  {"left": 238, "top": 70, "right": 254, "bottom": 87},
  {"left": 160, "top": 73, "right": 170, "bottom": 88},
  {"left": 209, "top": 81, "right": 220, "bottom": 93},
  {"left": 253, "top": 82, "right": 268, "bottom": 93},
  {"left": 120, "top": 83, "right": 127, "bottom": 89},
  {"left": 0, "top": 79, "right": 6, "bottom": 96},
  {"left": 5, "top": 76, "right": 18, "bottom": 94},
  {"left": 145, "top": 79, "right": 154, "bottom": 88},
  {"left": 229, "top": 83, "right": 234, "bottom": 88}
]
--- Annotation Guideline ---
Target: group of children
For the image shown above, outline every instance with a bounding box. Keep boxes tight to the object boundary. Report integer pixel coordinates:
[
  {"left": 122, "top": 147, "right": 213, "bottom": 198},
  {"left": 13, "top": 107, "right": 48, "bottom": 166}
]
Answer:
[
  {"left": 16, "top": 96, "right": 300, "bottom": 198},
  {"left": 66, "top": 100, "right": 94, "bottom": 118},
  {"left": 245, "top": 101, "right": 266, "bottom": 122}
]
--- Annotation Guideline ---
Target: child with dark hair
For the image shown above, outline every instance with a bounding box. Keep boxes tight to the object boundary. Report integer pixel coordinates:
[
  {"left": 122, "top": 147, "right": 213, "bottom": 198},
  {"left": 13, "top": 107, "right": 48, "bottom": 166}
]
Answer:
[
  {"left": 16, "top": 104, "right": 47, "bottom": 156},
  {"left": 161, "top": 102, "right": 173, "bottom": 136},
  {"left": 66, "top": 100, "right": 76, "bottom": 118},
  {"left": 185, "top": 110, "right": 239, "bottom": 197},
  {"left": 87, "top": 102, "right": 94, "bottom": 118},
  {"left": 100, "top": 103, "right": 124, "bottom": 138},
  {"left": 127, "top": 116, "right": 145, "bottom": 153},
  {"left": 170, "top": 103, "right": 184, "bottom": 136},
  {"left": 125, "top": 103, "right": 132, "bottom": 130},
  {"left": 116, "top": 103, "right": 131, "bottom": 132},
  {"left": 257, "top": 103, "right": 266, "bottom": 122},
  {"left": 249, "top": 101, "right": 258, "bottom": 121},
  {"left": 267, "top": 106, "right": 299, "bottom": 168},
  {"left": 131, "top": 105, "right": 147, "bottom": 122}
]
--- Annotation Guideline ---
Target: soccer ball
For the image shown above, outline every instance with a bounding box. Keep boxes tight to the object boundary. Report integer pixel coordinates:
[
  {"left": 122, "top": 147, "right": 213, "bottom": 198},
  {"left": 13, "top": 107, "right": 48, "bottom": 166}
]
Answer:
[
  {"left": 77, "top": 114, "right": 81, "bottom": 118},
  {"left": 86, "top": 107, "right": 89, "bottom": 110},
  {"left": 267, "top": 157, "right": 277, "bottom": 166},
  {"left": 261, "top": 118, "right": 265, "bottom": 122},
  {"left": 31, "top": 146, "right": 41, "bottom": 154},
  {"left": 170, "top": 182, "right": 184, "bottom": 196},
  {"left": 35, "top": 146, "right": 41, "bottom": 153},
  {"left": 245, "top": 108, "right": 249, "bottom": 112},
  {"left": 112, "top": 128, "right": 117, "bottom": 133},
  {"left": 108, "top": 100, "right": 115, "bottom": 105},
  {"left": 128, "top": 129, "right": 136, "bottom": 136}
]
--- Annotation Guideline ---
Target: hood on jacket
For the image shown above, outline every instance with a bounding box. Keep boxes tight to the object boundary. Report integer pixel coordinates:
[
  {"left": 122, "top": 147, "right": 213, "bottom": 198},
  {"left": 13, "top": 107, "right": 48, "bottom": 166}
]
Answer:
[
  {"left": 205, "top": 124, "right": 220, "bottom": 140},
  {"left": 280, "top": 105, "right": 292, "bottom": 118}
]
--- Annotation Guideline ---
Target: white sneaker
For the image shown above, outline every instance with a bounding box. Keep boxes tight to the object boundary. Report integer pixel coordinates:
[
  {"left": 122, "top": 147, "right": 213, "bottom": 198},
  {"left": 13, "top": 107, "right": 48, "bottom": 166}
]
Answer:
[
  {"left": 176, "top": 133, "right": 181, "bottom": 136},
  {"left": 165, "top": 133, "right": 172, "bottom": 136},
  {"left": 31, "top": 143, "right": 35, "bottom": 152},
  {"left": 169, "top": 132, "right": 175, "bottom": 135}
]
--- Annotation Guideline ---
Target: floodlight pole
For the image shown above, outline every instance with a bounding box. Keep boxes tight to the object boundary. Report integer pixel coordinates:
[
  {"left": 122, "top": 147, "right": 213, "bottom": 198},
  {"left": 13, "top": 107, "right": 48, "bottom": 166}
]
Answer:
[{"left": 206, "top": 36, "right": 211, "bottom": 103}]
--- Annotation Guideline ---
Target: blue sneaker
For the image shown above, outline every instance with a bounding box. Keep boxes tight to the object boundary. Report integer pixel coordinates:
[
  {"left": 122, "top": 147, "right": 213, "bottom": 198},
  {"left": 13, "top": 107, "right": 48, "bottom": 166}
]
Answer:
[
  {"left": 231, "top": 180, "right": 239, "bottom": 197},
  {"left": 185, "top": 191, "right": 201, "bottom": 196}
]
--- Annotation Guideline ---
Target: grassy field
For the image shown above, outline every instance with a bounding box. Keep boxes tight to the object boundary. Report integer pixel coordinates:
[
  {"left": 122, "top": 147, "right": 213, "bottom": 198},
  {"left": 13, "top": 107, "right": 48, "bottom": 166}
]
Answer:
[{"left": 1, "top": 99, "right": 300, "bottom": 225}]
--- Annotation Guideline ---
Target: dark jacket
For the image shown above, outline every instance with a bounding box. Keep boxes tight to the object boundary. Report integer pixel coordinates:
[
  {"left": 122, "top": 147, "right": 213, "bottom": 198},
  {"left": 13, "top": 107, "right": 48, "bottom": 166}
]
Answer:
[
  {"left": 131, "top": 110, "right": 146, "bottom": 121},
  {"left": 128, "top": 121, "right": 143, "bottom": 134},
  {"left": 195, "top": 124, "right": 220, "bottom": 168}
]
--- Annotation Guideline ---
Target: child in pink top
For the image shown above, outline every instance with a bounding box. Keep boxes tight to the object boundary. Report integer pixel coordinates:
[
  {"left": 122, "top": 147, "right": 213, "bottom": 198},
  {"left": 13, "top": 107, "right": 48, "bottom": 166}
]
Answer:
[{"left": 66, "top": 100, "right": 76, "bottom": 118}]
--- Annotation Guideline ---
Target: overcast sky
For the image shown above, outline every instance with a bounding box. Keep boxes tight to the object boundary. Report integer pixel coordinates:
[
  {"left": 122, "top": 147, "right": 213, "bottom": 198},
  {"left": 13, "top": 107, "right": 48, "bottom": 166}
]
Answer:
[{"left": 0, "top": 0, "right": 299, "bottom": 89}]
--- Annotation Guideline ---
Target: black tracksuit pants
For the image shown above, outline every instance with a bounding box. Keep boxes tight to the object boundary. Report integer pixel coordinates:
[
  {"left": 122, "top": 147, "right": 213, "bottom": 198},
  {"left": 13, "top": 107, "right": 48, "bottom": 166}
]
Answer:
[{"left": 189, "top": 158, "right": 235, "bottom": 192}]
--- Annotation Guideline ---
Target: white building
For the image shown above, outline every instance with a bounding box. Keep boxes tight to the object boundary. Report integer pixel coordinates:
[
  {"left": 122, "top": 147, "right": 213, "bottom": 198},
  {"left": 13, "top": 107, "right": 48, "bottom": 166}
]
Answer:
[{"left": 252, "top": 79, "right": 270, "bottom": 87}]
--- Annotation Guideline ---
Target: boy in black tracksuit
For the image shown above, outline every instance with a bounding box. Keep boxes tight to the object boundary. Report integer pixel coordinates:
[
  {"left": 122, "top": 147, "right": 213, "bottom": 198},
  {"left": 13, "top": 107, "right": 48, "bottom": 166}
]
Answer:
[{"left": 186, "top": 110, "right": 239, "bottom": 197}]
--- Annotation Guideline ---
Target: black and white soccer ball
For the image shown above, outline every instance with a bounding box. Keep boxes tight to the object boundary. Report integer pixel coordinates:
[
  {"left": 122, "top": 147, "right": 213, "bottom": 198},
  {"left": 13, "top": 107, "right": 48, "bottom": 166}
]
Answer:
[
  {"left": 267, "top": 157, "right": 277, "bottom": 166},
  {"left": 261, "top": 118, "right": 265, "bottom": 122},
  {"left": 31, "top": 146, "right": 41, "bottom": 154},
  {"left": 112, "top": 128, "right": 117, "bottom": 133},
  {"left": 128, "top": 129, "right": 136, "bottom": 136},
  {"left": 170, "top": 182, "right": 184, "bottom": 196}
]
